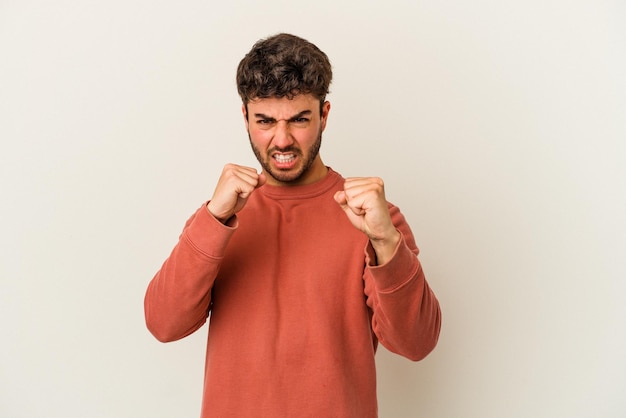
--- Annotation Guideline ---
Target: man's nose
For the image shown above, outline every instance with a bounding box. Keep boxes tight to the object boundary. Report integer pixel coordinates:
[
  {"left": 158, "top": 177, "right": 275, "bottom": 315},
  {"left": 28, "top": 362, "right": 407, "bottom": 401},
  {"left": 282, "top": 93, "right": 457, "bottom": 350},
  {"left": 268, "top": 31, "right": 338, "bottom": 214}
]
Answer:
[{"left": 272, "top": 120, "right": 294, "bottom": 148}]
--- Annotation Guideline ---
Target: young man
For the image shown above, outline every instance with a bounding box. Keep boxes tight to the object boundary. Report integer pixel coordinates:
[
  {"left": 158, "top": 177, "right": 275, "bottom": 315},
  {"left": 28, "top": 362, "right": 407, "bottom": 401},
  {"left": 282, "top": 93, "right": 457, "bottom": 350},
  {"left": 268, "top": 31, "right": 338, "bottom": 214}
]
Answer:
[{"left": 145, "top": 33, "right": 441, "bottom": 418}]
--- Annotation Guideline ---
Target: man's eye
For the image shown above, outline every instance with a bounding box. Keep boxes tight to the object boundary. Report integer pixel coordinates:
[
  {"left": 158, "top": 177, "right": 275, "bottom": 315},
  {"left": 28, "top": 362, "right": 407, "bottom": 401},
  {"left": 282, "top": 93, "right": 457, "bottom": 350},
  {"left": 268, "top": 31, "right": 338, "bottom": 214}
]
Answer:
[{"left": 291, "top": 118, "right": 309, "bottom": 125}]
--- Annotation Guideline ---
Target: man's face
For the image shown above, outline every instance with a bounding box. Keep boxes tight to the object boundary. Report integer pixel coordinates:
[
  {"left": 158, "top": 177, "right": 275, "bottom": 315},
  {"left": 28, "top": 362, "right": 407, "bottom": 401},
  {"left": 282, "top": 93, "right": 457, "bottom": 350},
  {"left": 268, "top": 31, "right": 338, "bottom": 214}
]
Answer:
[{"left": 244, "top": 94, "right": 330, "bottom": 186}]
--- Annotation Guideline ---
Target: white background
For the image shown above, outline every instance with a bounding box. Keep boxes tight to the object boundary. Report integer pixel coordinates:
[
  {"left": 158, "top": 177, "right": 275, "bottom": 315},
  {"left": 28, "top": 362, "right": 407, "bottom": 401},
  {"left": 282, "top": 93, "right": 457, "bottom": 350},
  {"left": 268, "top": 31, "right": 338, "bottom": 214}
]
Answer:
[{"left": 1, "top": 1, "right": 625, "bottom": 417}]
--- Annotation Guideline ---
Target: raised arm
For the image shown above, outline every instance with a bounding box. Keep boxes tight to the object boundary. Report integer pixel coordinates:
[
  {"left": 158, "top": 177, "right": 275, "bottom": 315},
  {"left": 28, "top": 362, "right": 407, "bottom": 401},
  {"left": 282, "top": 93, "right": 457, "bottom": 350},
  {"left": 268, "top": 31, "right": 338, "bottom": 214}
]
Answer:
[
  {"left": 334, "top": 177, "right": 441, "bottom": 360},
  {"left": 144, "top": 164, "right": 265, "bottom": 342}
]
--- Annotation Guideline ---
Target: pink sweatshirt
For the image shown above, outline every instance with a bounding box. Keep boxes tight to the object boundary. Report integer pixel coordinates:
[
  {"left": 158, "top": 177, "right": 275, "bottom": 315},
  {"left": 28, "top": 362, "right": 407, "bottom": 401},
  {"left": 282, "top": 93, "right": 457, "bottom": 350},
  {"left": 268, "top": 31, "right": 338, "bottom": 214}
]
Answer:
[{"left": 145, "top": 168, "right": 441, "bottom": 417}]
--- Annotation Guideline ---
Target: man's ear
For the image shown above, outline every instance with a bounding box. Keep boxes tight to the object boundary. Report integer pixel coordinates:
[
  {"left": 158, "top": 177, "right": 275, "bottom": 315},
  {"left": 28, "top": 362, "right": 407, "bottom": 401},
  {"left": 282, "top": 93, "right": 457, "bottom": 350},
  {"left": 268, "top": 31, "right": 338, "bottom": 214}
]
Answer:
[
  {"left": 321, "top": 101, "right": 331, "bottom": 130},
  {"left": 242, "top": 104, "right": 249, "bottom": 130}
]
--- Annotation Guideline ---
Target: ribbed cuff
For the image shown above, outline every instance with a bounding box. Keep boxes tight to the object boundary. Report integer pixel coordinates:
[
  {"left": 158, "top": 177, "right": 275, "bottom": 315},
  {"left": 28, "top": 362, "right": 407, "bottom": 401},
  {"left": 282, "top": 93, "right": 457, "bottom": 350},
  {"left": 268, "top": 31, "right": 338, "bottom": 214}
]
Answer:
[
  {"left": 365, "top": 233, "right": 420, "bottom": 293},
  {"left": 183, "top": 202, "right": 238, "bottom": 259}
]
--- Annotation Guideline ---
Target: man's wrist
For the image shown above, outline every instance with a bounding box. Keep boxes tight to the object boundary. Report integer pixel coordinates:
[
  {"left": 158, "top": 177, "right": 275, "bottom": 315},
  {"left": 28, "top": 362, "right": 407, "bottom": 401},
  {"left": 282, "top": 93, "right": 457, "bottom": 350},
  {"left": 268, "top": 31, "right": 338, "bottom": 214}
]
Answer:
[
  {"left": 370, "top": 230, "right": 401, "bottom": 266},
  {"left": 206, "top": 201, "right": 230, "bottom": 224}
]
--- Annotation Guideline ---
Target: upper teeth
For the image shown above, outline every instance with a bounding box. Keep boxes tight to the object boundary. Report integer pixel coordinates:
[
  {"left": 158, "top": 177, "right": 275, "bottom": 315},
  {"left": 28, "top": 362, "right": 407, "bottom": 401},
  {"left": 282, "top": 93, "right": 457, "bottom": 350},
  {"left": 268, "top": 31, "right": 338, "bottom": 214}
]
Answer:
[{"left": 275, "top": 154, "right": 294, "bottom": 163}]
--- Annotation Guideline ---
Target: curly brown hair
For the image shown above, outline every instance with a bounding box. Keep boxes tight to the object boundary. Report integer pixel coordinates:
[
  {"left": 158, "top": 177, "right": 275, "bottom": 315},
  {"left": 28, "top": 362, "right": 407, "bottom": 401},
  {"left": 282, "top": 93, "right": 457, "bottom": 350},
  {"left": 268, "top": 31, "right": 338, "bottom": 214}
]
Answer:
[{"left": 236, "top": 33, "right": 332, "bottom": 109}]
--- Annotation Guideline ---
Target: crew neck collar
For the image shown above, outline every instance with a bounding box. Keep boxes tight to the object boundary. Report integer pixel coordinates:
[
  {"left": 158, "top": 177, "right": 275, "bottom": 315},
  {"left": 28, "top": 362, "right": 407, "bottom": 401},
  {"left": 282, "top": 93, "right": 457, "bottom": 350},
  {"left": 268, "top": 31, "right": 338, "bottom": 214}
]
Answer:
[{"left": 259, "top": 167, "right": 342, "bottom": 200}]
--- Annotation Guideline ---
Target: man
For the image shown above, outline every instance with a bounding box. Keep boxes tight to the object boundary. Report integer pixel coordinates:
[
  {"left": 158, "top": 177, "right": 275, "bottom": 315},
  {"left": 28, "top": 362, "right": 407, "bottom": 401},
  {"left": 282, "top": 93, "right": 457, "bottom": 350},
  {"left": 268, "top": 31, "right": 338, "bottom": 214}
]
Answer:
[{"left": 145, "top": 33, "right": 441, "bottom": 418}]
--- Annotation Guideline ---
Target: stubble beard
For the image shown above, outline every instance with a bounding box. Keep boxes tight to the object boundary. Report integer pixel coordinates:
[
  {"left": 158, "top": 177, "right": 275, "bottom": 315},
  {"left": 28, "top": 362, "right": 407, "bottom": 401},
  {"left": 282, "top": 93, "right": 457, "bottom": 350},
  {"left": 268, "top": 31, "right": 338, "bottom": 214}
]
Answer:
[{"left": 248, "top": 128, "right": 323, "bottom": 184}]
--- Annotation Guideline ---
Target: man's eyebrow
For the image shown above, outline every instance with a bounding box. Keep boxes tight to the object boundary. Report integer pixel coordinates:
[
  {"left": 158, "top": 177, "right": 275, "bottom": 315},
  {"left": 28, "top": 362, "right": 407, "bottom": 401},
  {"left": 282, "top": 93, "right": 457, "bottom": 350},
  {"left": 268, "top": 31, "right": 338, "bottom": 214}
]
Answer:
[
  {"left": 253, "top": 110, "right": 313, "bottom": 121},
  {"left": 288, "top": 110, "right": 313, "bottom": 121}
]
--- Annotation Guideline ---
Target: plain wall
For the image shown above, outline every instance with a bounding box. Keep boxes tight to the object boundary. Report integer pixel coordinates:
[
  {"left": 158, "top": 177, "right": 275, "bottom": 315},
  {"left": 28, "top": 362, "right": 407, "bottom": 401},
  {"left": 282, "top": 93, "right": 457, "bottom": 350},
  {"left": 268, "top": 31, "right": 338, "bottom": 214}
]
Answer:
[{"left": 1, "top": 1, "right": 625, "bottom": 417}]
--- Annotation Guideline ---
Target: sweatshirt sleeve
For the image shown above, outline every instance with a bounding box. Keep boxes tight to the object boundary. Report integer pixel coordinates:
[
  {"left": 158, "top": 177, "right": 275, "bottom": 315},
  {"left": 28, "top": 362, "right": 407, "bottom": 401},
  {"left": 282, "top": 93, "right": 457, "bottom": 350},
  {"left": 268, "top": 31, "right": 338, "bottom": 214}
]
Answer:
[
  {"left": 144, "top": 203, "right": 237, "bottom": 342},
  {"left": 363, "top": 204, "right": 442, "bottom": 361}
]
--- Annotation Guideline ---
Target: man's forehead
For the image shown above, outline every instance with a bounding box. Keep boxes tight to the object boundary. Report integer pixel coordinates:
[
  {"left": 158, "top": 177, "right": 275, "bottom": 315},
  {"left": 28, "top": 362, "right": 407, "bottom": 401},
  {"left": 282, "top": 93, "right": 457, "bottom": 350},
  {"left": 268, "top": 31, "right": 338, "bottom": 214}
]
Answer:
[{"left": 248, "top": 94, "right": 319, "bottom": 113}]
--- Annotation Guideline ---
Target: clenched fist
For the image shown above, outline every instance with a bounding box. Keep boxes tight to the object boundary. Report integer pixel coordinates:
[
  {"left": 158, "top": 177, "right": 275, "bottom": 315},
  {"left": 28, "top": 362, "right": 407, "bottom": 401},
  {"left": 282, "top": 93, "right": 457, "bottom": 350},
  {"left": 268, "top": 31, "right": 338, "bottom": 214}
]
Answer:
[
  {"left": 334, "top": 177, "right": 401, "bottom": 265},
  {"left": 207, "top": 164, "right": 267, "bottom": 223}
]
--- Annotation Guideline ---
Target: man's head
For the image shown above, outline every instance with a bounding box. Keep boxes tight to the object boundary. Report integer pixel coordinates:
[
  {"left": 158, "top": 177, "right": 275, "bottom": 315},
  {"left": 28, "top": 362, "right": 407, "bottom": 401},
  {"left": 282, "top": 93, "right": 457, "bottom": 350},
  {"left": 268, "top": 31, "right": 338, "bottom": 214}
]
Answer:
[
  {"left": 237, "top": 34, "right": 333, "bottom": 186},
  {"left": 236, "top": 33, "right": 333, "bottom": 112}
]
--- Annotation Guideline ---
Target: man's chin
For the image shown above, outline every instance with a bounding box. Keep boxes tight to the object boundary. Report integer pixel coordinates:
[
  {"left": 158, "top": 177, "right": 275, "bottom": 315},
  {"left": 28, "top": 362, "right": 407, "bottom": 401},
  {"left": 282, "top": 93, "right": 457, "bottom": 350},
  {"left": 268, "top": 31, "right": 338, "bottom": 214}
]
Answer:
[
  {"left": 267, "top": 169, "right": 304, "bottom": 184},
  {"left": 263, "top": 160, "right": 309, "bottom": 182}
]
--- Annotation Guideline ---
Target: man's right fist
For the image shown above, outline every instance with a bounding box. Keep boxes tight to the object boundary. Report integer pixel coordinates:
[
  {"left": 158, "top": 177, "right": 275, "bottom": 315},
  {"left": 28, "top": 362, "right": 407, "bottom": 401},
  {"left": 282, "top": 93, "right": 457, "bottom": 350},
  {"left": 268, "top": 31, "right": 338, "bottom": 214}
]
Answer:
[{"left": 207, "top": 164, "right": 267, "bottom": 223}]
